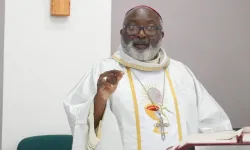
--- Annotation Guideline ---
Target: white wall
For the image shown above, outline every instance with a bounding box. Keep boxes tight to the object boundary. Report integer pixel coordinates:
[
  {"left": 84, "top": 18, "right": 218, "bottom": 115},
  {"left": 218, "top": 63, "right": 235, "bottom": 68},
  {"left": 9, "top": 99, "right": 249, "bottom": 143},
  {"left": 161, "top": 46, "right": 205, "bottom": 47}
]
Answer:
[
  {"left": 0, "top": 0, "right": 5, "bottom": 148},
  {"left": 112, "top": 0, "right": 250, "bottom": 128},
  {"left": 2, "top": 0, "right": 111, "bottom": 150}
]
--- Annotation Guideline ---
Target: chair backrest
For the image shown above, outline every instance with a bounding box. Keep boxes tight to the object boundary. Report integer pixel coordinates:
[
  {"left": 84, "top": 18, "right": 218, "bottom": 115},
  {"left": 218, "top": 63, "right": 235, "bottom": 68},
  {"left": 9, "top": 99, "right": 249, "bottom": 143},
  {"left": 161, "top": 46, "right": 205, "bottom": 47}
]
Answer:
[{"left": 17, "top": 135, "right": 72, "bottom": 150}]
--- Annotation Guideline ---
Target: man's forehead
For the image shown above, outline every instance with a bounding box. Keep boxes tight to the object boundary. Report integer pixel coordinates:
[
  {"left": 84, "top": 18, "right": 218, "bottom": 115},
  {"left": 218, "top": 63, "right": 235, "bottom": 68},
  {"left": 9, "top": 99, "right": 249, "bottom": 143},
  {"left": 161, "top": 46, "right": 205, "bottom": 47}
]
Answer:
[{"left": 124, "top": 5, "right": 162, "bottom": 22}]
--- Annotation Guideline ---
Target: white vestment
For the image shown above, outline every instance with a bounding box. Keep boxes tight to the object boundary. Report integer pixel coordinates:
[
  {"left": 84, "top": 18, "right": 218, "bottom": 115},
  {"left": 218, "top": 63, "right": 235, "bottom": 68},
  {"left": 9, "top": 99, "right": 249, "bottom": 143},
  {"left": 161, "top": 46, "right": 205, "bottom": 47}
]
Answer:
[{"left": 64, "top": 46, "right": 232, "bottom": 150}]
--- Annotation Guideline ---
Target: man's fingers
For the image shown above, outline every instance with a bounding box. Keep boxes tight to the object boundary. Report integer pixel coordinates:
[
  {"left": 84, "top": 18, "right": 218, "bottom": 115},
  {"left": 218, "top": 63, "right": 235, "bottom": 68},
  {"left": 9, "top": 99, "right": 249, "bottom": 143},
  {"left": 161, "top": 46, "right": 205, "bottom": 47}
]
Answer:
[
  {"left": 98, "top": 72, "right": 113, "bottom": 84},
  {"left": 115, "top": 73, "right": 123, "bottom": 82},
  {"left": 112, "top": 70, "right": 124, "bottom": 75},
  {"left": 107, "top": 71, "right": 124, "bottom": 85},
  {"left": 99, "top": 72, "right": 113, "bottom": 80},
  {"left": 106, "top": 74, "right": 117, "bottom": 85},
  {"left": 113, "top": 70, "right": 124, "bottom": 77},
  {"left": 98, "top": 74, "right": 115, "bottom": 87},
  {"left": 99, "top": 70, "right": 124, "bottom": 85},
  {"left": 99, "top": 81, "right": 113, "bottom": 91},
  {"left": 100, "top": 70, "right": 124, "bottom": 78}
]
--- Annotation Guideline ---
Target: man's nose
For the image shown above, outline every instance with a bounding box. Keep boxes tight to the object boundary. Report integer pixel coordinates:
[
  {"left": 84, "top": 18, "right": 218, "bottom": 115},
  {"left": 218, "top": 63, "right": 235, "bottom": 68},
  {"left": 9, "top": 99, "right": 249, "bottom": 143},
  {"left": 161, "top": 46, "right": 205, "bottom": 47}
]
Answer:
[{"left": 137, "top": 28, "right": 146, "bottom": 38}]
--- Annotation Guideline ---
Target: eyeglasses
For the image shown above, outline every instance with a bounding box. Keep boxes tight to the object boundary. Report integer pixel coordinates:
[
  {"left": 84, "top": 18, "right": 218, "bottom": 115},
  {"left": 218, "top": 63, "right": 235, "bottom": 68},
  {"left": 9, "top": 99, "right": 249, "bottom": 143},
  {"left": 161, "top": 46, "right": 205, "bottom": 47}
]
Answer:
[{"left": 123, "top": 25, "right": 162, "bottom": 36}]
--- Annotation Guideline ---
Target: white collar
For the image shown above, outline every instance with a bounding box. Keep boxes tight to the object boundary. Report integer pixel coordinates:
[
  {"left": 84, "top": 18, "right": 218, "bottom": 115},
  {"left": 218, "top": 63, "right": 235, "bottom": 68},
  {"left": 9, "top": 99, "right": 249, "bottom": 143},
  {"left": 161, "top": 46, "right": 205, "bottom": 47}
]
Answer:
[{"left": 146, "top": 52, "right": 161, "bottom": 64}]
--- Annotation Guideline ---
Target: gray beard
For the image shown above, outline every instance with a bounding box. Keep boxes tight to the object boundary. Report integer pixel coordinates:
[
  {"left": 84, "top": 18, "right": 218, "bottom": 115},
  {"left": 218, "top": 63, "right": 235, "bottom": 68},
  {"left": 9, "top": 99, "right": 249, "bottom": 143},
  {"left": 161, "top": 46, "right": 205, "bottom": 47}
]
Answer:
[{"left": 121, "top": 37, "right": 162, "bottom": 62}]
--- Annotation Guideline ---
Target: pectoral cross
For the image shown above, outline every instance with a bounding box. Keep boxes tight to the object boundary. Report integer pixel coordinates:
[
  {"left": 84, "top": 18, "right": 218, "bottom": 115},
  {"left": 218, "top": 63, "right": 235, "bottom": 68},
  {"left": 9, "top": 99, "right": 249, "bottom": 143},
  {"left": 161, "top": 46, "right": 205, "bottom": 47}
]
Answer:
[{"left": 154, "top": 112, "right": 170, "bottom": 140}]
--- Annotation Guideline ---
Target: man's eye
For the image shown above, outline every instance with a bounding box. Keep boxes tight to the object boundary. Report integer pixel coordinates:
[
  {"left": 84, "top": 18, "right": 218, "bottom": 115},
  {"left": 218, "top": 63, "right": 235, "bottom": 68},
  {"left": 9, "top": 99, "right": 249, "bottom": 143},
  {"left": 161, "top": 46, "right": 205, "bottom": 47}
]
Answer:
[
  {"left": 128, "top": 25, "right": 137, "bottom": 30},
  {"left": 147, "top": 26, "right": 157, "bottom": 30}
]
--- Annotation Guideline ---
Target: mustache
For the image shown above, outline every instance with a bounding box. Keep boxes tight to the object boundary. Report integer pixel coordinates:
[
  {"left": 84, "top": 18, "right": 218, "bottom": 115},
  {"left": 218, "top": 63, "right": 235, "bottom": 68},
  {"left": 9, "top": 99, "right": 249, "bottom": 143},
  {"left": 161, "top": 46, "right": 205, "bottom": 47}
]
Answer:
[{"left": 131, "top": 39, "right": 149, "bottom": 45}]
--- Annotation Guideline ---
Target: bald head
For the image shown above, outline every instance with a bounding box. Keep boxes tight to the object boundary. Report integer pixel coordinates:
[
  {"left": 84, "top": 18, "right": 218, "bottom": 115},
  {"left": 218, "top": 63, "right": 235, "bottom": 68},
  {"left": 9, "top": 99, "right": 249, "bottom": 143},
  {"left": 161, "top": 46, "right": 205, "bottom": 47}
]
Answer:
[
  {"left": 123, "top": 6, "right": 162, "bottom": 28},
  {"left": 125, "top": 5, "right": 163, "bottom": 21}
]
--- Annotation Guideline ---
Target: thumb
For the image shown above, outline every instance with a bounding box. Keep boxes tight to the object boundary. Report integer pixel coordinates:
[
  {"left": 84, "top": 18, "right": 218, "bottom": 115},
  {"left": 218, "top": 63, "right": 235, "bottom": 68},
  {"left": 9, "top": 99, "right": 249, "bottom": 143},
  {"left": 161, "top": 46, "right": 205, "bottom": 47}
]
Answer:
[{"left": 116, "top": 72, "right": 124, "bottom": 82}]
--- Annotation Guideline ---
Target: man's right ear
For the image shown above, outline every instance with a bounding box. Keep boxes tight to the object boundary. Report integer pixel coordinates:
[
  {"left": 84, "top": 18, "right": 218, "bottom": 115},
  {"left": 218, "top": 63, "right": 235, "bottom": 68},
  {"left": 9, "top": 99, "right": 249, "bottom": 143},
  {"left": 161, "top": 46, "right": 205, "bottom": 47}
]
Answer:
[
  {"left": 161, "top": 31, "right": 164, "bottom": 38},
  {"left": 120, "top": 29, "right": 123, "bottom": 35}
]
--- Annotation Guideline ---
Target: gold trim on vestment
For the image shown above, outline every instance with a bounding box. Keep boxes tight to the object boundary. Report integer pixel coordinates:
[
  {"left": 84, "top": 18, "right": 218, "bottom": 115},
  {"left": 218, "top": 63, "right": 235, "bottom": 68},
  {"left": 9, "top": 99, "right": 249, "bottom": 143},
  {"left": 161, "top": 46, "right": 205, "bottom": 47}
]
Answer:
[
  {"left": 126, "top": 67, "right": 142, "bottom": 150},
  {"left": 112, "top": 55, "right": 170, "bottom": 71},
  {"left": 165, "top": 69, "right": 183, "bottom": 141}
]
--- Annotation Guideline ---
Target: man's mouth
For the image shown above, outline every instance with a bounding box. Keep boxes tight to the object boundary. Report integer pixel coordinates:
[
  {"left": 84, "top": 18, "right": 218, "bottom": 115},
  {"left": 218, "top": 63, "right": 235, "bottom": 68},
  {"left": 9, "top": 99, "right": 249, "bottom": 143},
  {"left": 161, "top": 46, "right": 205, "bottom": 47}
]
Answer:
[{"left": 133, "top": 43, "right": 150, "bottom": 50}]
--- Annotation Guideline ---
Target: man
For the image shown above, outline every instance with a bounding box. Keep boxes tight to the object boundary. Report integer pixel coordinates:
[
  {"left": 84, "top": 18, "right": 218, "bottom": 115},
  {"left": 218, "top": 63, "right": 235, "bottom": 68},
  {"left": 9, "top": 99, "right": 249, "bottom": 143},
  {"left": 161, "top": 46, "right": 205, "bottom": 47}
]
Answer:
[{"left": 64, "top": 5, "right": 232, "bottom": 150}]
